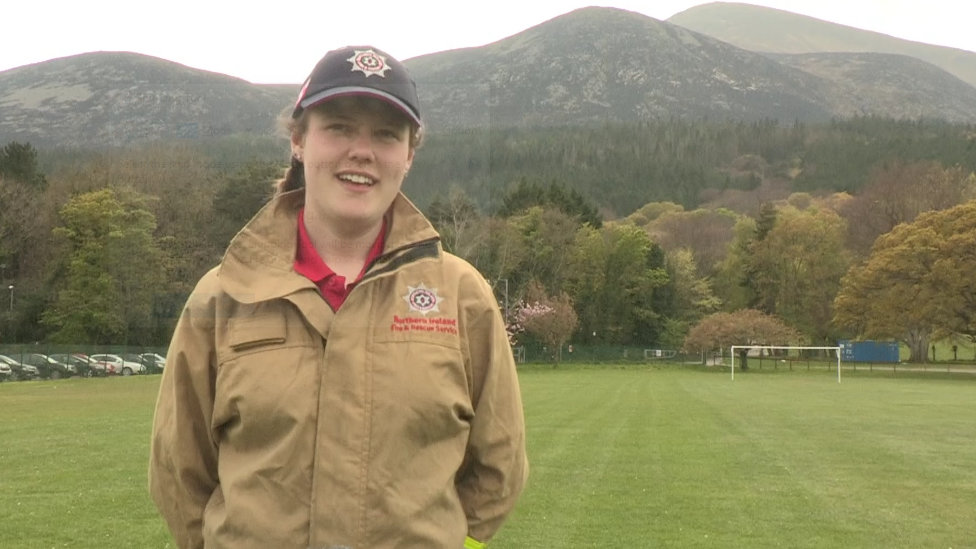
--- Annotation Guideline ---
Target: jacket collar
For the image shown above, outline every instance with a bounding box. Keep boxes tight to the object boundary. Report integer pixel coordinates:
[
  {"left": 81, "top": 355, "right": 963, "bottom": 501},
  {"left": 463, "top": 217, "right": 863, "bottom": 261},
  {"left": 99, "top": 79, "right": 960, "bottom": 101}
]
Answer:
[{"left": 218, "top": 190, "right": 441, "bottom": 305}]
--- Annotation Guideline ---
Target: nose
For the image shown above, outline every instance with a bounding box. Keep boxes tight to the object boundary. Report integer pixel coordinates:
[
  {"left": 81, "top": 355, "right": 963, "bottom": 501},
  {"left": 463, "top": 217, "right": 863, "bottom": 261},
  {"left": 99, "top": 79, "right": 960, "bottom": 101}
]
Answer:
[{"left": 348, "top": 128, "right": 375, "bottom": 163}]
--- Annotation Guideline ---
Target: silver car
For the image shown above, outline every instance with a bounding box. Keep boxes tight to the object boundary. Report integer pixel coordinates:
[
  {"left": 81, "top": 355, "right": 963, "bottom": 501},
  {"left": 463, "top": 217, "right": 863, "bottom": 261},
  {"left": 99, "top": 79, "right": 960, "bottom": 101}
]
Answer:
[{"left": 88, "top": 354, "right": 146, "bottom": 376}]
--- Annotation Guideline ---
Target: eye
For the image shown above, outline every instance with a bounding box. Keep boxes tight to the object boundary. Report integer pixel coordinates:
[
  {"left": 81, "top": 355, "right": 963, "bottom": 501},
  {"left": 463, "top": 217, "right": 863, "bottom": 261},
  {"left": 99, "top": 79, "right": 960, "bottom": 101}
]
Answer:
[{"left": 377, "top": 128, "right": 402, "bottom": 141}]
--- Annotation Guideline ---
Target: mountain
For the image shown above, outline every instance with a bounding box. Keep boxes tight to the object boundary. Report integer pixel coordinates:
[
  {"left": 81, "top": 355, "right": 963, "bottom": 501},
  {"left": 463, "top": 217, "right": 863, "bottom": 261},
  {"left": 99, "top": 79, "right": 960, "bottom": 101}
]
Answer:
[
  {"left": 768, "top": 52, "right": 976, "bottom": 122},
  {"left": 667, "top": 2, "right": 976, "bottom": 88},
  {"left": 4, "top": 6, "right": 976, "bottom": 150},
  {"left": 403, "top": 6, "right": 835, "bottom": 130},
  {"left": 0, "top": 52, "right": 298, "bottom": 149}
]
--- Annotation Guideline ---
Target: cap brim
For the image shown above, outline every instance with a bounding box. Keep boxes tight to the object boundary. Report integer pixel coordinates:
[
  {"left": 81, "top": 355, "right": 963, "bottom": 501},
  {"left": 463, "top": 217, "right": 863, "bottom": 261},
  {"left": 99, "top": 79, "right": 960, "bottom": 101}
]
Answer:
[{"left": 299, "top": 86, "right": 422, "bottom": 127}]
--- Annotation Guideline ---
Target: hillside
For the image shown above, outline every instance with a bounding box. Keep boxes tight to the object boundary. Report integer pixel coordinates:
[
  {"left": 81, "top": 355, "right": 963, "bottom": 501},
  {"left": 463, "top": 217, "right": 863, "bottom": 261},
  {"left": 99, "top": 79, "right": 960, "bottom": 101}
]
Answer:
[
  {"left": 403, "top": 6, "right": 833, "bottom": 130},
  {"left": 4, "top": 7, "right": 976, "bottom": 149},
  {"left": 769, "top": 52, "right": 976, "bottom": 121},
  {"left": 667, "top": 2, "right": 976, "bottom": 88},
  {"left": 0, "top": 52, "right": 296, "bottom": 149}
]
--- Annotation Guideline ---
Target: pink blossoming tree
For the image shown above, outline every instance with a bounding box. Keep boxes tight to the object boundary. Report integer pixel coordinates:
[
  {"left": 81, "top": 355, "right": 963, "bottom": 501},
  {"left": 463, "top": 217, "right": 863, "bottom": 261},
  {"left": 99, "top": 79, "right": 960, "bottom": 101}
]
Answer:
[{"left": 510, "top": 281, "right": 579, "bottom": 365}]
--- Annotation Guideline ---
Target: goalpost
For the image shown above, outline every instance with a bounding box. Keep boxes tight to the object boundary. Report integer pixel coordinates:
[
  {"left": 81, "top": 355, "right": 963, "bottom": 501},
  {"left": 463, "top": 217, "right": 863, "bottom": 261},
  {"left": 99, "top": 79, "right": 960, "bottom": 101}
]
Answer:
[{"left": 730, "top": 345, "right": 842, "bottom": 383}]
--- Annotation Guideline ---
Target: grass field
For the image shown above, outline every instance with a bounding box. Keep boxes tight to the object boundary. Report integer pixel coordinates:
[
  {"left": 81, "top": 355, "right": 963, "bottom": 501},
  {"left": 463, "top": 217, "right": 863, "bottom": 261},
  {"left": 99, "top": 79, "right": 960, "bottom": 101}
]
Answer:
[
  {"left": 1, "top": 367, "right": 974, "bottom": 548},
  {"left": 902, "top": 339, "right": 976, "bottom": 362}
]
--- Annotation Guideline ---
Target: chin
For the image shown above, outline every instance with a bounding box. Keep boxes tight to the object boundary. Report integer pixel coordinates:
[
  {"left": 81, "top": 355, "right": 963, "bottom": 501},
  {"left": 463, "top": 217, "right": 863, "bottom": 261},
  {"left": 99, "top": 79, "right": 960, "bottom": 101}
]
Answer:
[{"left": 334, "top": 208, "right": 380, "bottom": 226}]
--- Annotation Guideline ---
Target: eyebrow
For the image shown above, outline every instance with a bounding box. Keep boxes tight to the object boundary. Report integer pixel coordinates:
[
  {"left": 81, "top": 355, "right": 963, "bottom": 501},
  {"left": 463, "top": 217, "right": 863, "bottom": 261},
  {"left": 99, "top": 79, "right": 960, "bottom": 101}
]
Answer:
[{"left": 319, "top": 110, "right": 408, "bottom": 131}]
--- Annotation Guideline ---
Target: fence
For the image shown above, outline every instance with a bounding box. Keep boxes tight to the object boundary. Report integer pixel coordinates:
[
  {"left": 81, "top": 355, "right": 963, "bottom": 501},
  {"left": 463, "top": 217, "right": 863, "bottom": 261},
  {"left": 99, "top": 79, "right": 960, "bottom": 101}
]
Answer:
[
  {"left": 712, "top": 352, "right": 976, "bottom": 375},
  {"left": 0, "top": 344, "right": 169, "bottom": 379},
  {"left": 0, "top": 344, "right": 168, "bottom": 360},
  {"left": 510, "top": 344, "right": 976, "bottom": 376},
  {"left": 513, "top": 343, "right": 702, "bottom": 365}
]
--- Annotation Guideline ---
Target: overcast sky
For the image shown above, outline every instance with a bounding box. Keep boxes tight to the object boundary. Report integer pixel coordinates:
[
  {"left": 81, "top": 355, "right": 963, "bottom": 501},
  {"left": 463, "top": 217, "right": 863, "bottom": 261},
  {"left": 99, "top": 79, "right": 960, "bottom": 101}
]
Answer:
[{"left": 0, "top": 1, "right": 969, "bottom": 84}]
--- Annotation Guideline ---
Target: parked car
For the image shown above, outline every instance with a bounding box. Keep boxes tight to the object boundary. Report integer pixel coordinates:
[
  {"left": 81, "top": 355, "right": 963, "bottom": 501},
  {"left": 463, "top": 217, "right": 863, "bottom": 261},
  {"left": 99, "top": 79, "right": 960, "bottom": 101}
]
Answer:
[
  {"left": 88, "top": 354, "right": 146, "bottom": 376},
  {"left": 19, "top": 354, "right": 74, "bottom": 380},
  {"left": 140, "top": 352, "right": 166, "bottom": 372},
  {"left": 0, "top": 360, "right": 10, "bottom": 381},
  {"left": 123, "top": 353, "right": 166, "bottom": 374},
  {"left": 48, "top": 354, "right": 108, "bottom": 377},
  {"left": 0, "top": 355, "right": 39, "bottom": 381},
  {"left": 76, "top": 354, "right": 113, "bottom": 376}
]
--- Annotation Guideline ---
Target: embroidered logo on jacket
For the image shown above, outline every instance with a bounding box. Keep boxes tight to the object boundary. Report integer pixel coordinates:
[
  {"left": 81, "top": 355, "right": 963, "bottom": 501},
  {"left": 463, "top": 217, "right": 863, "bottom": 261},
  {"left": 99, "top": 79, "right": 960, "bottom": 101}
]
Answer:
[
  {"left": 402, "top": 283, "right": 442, "bottom": 316},
  {"left": 392, "top": 283, "right": 458, "bottom": 335}
]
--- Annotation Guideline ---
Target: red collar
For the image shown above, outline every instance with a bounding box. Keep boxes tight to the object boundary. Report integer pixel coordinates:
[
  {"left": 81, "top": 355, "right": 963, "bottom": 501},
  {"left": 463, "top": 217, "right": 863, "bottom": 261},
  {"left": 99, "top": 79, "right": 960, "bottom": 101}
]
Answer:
[{"left": 294, "top": 209, "right": 386, "bottom": 305}]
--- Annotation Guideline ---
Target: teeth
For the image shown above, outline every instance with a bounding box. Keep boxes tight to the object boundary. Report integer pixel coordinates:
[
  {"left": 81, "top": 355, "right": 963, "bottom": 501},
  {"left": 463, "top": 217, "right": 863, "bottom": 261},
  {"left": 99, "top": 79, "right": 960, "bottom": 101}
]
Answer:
[{"left": 338, "top": 173, "right": 375, "bottom": 185}]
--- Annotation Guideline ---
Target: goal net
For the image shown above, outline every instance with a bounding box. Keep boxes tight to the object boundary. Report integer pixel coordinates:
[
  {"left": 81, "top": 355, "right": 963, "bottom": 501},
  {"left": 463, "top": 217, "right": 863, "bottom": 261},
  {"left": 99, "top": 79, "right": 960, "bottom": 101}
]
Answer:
[{"left": 730, "top": 345, "right": 842, "bottom": 383}]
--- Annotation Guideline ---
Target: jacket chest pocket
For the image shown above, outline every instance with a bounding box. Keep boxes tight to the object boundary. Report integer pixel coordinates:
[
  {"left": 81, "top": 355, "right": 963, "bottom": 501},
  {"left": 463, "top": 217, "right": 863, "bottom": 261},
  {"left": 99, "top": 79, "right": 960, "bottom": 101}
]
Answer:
[
  {"left": 369, "top": 337, "right": 473, "bottom": 447},
  {"left": 214, "top": 315, "right": 322, "bottom": 439}
]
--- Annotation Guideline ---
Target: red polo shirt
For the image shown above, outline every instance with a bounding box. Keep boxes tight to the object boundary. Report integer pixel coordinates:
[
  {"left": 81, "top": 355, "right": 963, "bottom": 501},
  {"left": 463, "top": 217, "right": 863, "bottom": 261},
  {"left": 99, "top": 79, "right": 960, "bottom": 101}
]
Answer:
[{"left": 294, "top": 208, "right": 386, "bottom": 311}]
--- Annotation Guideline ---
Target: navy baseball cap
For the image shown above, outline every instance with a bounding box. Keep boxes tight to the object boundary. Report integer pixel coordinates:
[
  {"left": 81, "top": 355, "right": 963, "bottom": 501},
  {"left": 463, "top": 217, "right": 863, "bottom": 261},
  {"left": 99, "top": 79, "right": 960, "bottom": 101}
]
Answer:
[{"left": 292, "top": 46, "right": 422, "bottom": 127}]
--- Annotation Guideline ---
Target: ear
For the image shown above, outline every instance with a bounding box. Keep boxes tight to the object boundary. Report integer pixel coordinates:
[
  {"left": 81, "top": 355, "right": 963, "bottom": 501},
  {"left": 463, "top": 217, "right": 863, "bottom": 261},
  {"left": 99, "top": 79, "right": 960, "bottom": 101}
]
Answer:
[
  {"left": 291, "top": 132, "right": 304, "bottom": 160},
  {"left": 403, "top": 147, "right": 417, "bottom": 172}
]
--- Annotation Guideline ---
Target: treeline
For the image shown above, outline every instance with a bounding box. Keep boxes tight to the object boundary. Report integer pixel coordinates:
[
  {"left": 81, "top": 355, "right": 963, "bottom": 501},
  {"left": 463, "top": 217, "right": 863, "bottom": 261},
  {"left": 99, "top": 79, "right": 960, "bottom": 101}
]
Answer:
[
  {"left": 433, "top": 116, "right": 975, "bottom": 215},
  {"left": 33, "top": 116, "right": 976, "bottom": 217},
  {"left": 431, "top": 164, "right": 975, "bottom": 363},
  {"left": 1, "top": 115, "right": 974, "bottom": 357}
]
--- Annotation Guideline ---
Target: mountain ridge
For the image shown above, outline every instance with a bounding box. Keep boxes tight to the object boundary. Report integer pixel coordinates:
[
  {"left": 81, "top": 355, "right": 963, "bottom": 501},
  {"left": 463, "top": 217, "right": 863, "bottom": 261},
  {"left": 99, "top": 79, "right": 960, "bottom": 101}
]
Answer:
[
  {"left": 667, "top": 2, "right": 976, "bottom": 88},
  {"left": 3, "top": 6, "right": 976, "bottom": 149}
]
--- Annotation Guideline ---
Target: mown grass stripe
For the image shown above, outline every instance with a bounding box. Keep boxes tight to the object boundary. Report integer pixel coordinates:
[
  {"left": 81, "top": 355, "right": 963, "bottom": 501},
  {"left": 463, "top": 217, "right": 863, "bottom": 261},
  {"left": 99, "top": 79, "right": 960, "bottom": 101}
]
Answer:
[{"left": 1, "top": 368, "right": 974, "bottom": 549}]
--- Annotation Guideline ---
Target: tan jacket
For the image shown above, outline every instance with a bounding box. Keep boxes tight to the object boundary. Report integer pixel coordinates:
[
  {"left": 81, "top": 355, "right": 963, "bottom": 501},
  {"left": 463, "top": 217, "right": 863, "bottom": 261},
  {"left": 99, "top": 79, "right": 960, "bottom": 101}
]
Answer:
[{"left": 148, "top": 190, "right": 528, "bottom": 549}]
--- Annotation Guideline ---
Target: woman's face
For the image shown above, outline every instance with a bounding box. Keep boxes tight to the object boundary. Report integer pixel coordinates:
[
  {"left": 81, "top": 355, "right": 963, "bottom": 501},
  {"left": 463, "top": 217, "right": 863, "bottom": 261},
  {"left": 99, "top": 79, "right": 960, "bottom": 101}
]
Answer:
[{"left": 292, "top": 96, "right": 415, "bottom": 233}]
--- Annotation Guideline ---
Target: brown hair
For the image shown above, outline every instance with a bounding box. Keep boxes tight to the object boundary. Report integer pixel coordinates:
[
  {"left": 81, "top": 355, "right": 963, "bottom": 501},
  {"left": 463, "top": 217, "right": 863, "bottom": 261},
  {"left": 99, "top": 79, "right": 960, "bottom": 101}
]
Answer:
[{"left": 273, "top": 96, "right": 424, "bottom": 196}]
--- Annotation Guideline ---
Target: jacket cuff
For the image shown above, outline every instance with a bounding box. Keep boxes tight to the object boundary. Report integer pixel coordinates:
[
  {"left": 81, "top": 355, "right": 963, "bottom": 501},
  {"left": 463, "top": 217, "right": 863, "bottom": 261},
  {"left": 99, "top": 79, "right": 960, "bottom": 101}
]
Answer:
[{"left": 465, "top": 536, "right": 486, "bottom": 549}]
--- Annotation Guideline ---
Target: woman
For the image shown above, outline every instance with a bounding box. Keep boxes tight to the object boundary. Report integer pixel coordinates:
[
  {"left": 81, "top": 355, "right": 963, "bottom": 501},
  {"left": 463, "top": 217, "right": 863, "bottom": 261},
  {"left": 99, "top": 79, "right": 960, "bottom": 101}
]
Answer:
[{"left": 148, "top": 46, "right": 528, "bottom": 549}]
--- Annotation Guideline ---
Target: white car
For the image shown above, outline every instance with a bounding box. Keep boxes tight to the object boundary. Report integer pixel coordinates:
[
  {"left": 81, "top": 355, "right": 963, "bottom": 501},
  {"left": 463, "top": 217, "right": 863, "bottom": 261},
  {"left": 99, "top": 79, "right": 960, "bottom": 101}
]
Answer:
[{"left": 88, "top": 354, "right": 146, "bottom": 376}]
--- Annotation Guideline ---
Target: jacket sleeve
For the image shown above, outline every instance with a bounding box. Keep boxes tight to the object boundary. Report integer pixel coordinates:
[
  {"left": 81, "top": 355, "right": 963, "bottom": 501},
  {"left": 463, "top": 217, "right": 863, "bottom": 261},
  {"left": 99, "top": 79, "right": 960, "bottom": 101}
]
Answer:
[
  {"left": 148, "top": 280, "right": 220, "bottom": 549},
  {"left": 456, "top": 282, "right": 529, "bottom": 545}
]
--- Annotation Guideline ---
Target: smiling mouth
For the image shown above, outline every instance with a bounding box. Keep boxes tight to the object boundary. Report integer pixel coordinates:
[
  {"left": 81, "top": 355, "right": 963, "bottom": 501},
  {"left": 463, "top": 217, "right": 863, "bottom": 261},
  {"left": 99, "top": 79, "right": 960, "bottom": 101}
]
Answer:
[{"left": 337, "top": 173, "right": 377, "bottom": 186}]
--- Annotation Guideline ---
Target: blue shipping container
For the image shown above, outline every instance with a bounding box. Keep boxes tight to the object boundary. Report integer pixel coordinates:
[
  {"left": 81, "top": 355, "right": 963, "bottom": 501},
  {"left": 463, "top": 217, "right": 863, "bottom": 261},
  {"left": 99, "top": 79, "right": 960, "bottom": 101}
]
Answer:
[{"left": 837, "top": 340, "right": 899, "bottom": 363}]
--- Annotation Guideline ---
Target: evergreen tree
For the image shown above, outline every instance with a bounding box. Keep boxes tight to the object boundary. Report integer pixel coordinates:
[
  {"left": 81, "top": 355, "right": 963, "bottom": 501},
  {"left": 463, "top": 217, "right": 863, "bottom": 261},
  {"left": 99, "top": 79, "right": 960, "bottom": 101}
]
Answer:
[{"left": 0, "top": 141, "right": 47, "bottom": 189}]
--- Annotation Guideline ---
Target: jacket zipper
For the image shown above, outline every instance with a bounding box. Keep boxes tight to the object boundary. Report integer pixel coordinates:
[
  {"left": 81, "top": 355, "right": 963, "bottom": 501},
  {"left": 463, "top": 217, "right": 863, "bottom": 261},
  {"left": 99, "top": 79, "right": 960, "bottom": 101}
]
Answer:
[{"left": 358, "top": 238, "right": 440, "bottom": 285}]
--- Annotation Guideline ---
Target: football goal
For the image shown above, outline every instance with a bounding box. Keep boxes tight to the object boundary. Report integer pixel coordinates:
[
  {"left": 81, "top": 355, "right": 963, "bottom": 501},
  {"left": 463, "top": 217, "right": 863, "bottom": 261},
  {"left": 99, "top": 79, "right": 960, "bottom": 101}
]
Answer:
[{"left": 730, "top": 345, "right": 842, "bottom": 383}]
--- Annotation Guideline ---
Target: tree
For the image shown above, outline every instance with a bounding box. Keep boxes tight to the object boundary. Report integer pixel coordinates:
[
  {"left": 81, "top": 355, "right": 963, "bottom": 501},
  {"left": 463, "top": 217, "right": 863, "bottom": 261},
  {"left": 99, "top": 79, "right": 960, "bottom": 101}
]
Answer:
[
  {"left": 0, "top": 141, "right": 47, "bottom": 189},
  {"left": 711, "top": 215, "right": 757, "bottom": 312},
  {"left": 517, "top": 281, "right": 578, "bottom": 365},
  {"left": 564, "top": 223, "right": 669, "bottom": 345},
  {"left": 0, "top": 176, "right": 50, "bottom": 279},
  {"left": 744, "top": 206, "right": 851, "bottom": 344},
  {"left": 927, "top": 202, "right": 976, "bottom": 345},
  {"left": 47, "top": 143, "right": 226, "bottom": 328},
  {"left": 657, "top": 250, "right": 721, "bottom": 348},
  {"left": 212, "top": 160, "right": 282, "bottom": 248},
  {"left": 506, "top": 206, "right": 580, "bottom": 298},
  {"left": 682, "top": 309, "right": 801, "bottom": 358},
  {"left": 44, "top": 145, "right": 226, "bottom": 343},
  {"left": 644, "top": 208, "right": 739, "bottom": 277},
  {"left": 42, "top": 188, "right": 168, "bottom": 344},
  {"left": 470, "top": 216, "right": 525, "bottom": 285},
  {"left": 624, "top": 201, "right": 683, "bottom": 227},
  {"left": 742, "top": 201, "right": 779, "bottom": 312},
  {"left": 838, "top": 160, "right": 975, "bottom": 258},
  {"left": 426, "top": 185, "right": 482, "bottom": 262},
  {"left": 834, "top": 199, "right": 976, "bottom": 361},
  {"left": 497, "top": 178, "right": 602, "bottom": 228},
  {"left": 753, "top": 201, "right": 779, "bottom": 241},
  {"left": 665, "top": 252, "right": 710, "bottom": 317}
]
